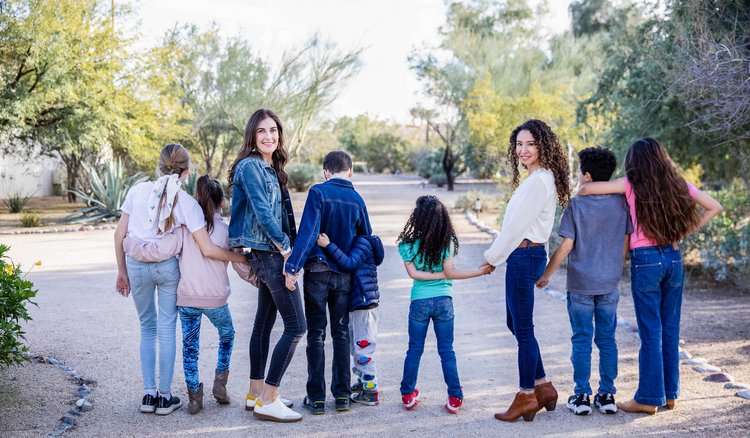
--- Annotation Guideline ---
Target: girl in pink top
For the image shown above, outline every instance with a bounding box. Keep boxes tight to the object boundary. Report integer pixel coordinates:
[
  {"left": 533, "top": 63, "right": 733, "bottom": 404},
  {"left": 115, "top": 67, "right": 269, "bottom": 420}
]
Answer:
[{"left": 579, "top": 138, "right": 722, "bottom": 414}]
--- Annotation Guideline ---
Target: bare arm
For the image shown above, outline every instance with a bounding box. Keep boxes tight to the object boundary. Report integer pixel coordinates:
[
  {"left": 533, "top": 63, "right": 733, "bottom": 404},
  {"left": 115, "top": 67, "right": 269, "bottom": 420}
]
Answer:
[
  {"left": 404, "top": 262, "right": 447, "bottom": 280},
  {"left": 192, "top": 228, "right": 246, "bottom": 263},
  {"left": 442, "top": 255, "right": 493, "bottom": 280},
  {"left": 114, "top": 214, "right": 130, "bottom": 297},
  {"left": 623, "top": 234, "right": 630, "bottom": 260},
  {"left": 693, "top": 190, "right": 723, "bottom": 230},
  {"left": 578, "top": 178, "right": 627, "bottom": 196},
  {"left": 536, "top": 237, "right": 574, "bottom": 288}
]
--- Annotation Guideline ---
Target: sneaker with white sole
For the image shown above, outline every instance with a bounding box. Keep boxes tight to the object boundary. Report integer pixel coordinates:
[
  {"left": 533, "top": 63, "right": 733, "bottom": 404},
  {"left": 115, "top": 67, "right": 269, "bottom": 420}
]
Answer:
[
  {"left": 567, "top": 393, "right": 592, "bottom": 415},
  {"left": 140, "top": 394, "right": 157, "bottom": 413},
  {"left": 594, "top": 393, "right": 617, "bottom": 414},
  {"left": 445, "top": 395, "right": 462, "bottom": 414},
  {"left": 245, "top": 393, "right": 293, "bottom": 411},
  {"left": 253, "top": 398, "right": 303, "bottom": 423},
  {"left": 402, "top": 388, "right": 419, "bottom": 410},
  {"left": 154, "top": 395, "right": 182, "bottom": 415}
]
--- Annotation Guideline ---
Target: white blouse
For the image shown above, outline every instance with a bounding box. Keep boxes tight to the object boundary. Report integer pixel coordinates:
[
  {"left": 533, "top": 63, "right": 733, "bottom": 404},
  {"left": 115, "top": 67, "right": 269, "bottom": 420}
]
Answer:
[{"left": 484, "top": 168, "right": 558, "bottom": 266}]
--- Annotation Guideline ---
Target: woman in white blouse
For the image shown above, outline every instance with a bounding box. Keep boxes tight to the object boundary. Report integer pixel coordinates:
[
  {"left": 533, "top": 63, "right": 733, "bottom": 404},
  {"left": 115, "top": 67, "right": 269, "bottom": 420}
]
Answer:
[{"left": 484, "top": 120, "right": 572, "bottom": 422}]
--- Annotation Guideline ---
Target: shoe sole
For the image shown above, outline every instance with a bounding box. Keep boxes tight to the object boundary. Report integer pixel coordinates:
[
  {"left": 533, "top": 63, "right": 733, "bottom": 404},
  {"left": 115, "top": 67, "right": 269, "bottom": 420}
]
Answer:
[
  {"left": 445, "top": 404, "right": 460, "bottom": 414},
  {"left": 351, "top": 396, "right": 379, "bottom": 406},
  {"left": 155, "top": 402, "right": 183, "bottom": 415},
  {"left": 404, "top": 400, "right": 419, "bottom": 410},
  {"left": 252, "top": 411, "right": 303, "bottom": 423},
  {"left": 596, "top": 402, "right": 617, "bottom": 414},
  {"left": 566, "top": 402, "right": 591, "bottom": 415},
  {"left": 139, "top": 405, "right": 156, "bottom": 413}
]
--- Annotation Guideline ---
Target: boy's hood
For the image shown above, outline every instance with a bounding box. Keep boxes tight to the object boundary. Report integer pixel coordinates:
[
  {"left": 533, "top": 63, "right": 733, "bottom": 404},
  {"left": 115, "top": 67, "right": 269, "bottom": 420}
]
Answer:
[{"left": 362, "top": 235, "right": 385, "bottom": 266}]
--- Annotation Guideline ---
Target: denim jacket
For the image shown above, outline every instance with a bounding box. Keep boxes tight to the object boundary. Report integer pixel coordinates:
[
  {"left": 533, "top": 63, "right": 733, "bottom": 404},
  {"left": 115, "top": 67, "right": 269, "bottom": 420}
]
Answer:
[
  {"left": 228, "top": 154, "right": 291, "bottom": 252},
  {"left": 285, "top": 178, "right": 371, "bottom": 275}
]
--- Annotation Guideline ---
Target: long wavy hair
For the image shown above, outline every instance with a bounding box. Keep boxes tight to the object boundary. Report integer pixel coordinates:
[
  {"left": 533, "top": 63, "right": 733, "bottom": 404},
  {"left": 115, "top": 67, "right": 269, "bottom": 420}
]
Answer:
[
  {"left": 625, "top": 138, "right": 700, "bottom": 243},
  {"left": 228, "top": 108, "right": 289, "bottom": 188},
  {"left": 507, "top": 119, "right": 571, "bottom": 206},
  {"left": 397, "top": 195, "right": 458, "bottom": 270}
]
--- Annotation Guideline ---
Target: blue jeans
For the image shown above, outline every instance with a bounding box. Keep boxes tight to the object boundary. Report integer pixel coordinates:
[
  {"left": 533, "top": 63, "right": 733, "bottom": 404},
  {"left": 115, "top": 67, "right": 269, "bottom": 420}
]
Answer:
[
  {"left": 179, "top": 305, "right": 235, "bottom": 393},
  {"left": 630, "top": 245, "right": 683, "bottom": 406},
  {"left": 303, "top": 269, "right": 352, "bottom": 400},
  {"left": 248, "top": 251, "right": 307, "bottom": 387},
  {"left": 400, "top": 296, "right": 463, "bottom": 398},
  {"left": 126, "top": 256, "right": 180, "bottom": 394},
  {"left": 505, "top": 245, "right": 547, "bottom": 390},
  {"left": 567, "top": 290, "right": 619, "bottom": 395}
]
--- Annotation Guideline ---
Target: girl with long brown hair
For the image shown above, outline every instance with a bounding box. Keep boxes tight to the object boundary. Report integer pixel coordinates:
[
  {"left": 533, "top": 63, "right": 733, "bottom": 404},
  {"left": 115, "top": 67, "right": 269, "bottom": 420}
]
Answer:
[
  {"left": 579, "top": 137, "right": 722, "bottom": 414},
  {"left": 227, "top": 109, "right": 305, "bottom": 423},
  {"left": 484, "top": 119, "right": 571, "bottom": 422}
]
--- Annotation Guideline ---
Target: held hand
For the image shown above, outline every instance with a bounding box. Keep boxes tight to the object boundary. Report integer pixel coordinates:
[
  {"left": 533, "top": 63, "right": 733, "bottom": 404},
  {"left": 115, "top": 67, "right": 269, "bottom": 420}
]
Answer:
[
  {"left": 284, "top": 272, "right": 298, "bottom": 291},
  {"left": 115, "top": 271, "right": 131, "bottom": 297},
  {"left": 479, "top": 262, "right": 495, "bottom": 275},
  {"left": 316, "top": 233, "right": 330, "bottom": 248},
  {"left": 536, "top": 276, "right": 549, "bottom": 288}
]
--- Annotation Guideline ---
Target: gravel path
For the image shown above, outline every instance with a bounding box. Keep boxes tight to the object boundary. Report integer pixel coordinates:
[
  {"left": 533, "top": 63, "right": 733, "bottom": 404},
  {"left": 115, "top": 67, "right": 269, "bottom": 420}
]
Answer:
[{"left": 2, "top": 174, "right": 749, "bottom": 437}]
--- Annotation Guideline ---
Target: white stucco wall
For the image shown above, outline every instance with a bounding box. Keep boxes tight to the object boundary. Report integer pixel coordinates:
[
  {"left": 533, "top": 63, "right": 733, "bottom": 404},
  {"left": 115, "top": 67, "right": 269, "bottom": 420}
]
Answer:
[{"left": 0, "top": 154, "right": 64, "bottom": 198}]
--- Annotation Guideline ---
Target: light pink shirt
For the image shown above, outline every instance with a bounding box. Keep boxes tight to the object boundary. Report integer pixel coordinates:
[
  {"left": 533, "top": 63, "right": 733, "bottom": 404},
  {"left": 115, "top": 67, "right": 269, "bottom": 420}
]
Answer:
[
  {"left": 625, "top": 178, "right": 699, "bottom": 248},
  {"left": 176, "top": 215, "right": 231, "bottom": 309}
]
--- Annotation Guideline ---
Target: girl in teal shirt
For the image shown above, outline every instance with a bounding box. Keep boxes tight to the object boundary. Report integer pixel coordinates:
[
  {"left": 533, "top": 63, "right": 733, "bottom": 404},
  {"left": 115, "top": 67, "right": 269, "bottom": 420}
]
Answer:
[{"left": 397, "top": 195, "right": 493, "bottom": 414}]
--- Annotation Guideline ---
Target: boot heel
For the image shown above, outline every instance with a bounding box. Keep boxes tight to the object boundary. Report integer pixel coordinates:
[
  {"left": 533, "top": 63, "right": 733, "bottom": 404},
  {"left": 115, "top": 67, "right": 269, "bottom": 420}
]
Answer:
[
  {"left": 544, "top": 400, "right": 557, "bottom": 411},
  {"left": 522, "top": 411, "right": 537, "bottom": 422}
]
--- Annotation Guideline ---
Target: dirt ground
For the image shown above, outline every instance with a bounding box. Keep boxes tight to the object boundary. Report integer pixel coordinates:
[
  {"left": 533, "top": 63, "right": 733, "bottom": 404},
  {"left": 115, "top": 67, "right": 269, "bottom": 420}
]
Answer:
[
  {"left": 0, "top": 196, "right": 85, "bottom": 232},
  {"left": 1, "top": 174, "right": 748, "bottom": 437}
]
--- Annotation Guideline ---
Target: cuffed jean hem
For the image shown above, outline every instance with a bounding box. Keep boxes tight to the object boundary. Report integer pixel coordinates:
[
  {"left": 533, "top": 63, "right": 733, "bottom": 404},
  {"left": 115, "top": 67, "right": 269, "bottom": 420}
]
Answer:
[{"left": 634, "top": 393, "right": 667, "bottom": 406}]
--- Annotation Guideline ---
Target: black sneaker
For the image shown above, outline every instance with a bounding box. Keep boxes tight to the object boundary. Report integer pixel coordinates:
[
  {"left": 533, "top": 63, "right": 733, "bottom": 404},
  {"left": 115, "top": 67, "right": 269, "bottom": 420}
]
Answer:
[
  {"left": 140, "top": 394, "right": 157, "bottom": 413},
  {"left": 335, "top": 396, "right": 350, "bottom": 411},
  {"left": 351, "top": 390, "right": 379, "bottom": 406},
  {"left": 303, "top": 396, "right": 325, "bottom": 415},
  {"left": 594, "top": 393, "right": 617, "bottom": 414},
  {"left": 351, "top": 380, "right": 363, "bottom": 394},
  {"left": 155, "top": 395, "right": 183, "bottom": 415},
  {"left": 567, "top": 393, "right": 592, "bottom": 415}
]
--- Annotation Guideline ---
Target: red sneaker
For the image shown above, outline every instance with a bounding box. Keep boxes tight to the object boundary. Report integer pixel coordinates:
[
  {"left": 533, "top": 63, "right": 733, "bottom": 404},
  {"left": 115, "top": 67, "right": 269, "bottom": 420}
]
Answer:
[
  {"left": 445, "top": 395, "right": 462, "bottom": 414},
  {"left": 402, "top": 388, "right": 419, "bottom": 410}
]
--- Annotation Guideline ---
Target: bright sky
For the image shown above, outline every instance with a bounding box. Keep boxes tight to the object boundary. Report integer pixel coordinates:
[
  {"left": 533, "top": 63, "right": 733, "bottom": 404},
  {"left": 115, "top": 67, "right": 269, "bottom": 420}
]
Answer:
[{"left": 135, "top": 0, "right": 572, "bottom": 123}]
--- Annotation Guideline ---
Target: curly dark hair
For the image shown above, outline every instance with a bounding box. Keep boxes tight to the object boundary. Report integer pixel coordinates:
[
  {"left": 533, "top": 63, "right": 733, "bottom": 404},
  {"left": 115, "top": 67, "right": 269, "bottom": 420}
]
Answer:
[
  {"left": 579, "top": 146, "right": 617, "bottom": 182},
  {"left": 397, "top": 195, "right": 458, "bottom": 270},
  {"left": 507, "top": 119, "right": 571, "bottom": 206},
  {"left": 625, "top": 138, "right": 700, "bottom": 244}
]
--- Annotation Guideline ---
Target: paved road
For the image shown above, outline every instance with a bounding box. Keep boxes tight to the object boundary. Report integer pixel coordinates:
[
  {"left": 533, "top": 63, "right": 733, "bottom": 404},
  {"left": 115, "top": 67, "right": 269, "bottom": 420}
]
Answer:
[{"left": 4, "top": 174, "right": 749, "bottom": 437}]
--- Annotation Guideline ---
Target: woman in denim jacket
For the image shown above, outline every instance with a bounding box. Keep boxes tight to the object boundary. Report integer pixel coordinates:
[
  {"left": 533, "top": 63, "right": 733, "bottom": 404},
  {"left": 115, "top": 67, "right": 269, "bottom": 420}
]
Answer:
[{"left": 227, "top": 109, "right": 307, "bottom": 423}]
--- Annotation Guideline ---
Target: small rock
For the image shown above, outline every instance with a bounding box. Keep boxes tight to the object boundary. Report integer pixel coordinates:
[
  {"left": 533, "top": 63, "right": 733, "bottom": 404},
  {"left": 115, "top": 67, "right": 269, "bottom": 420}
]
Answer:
[
  {"left": 76, "top": 385, "right": 91, "bottom": 397},
  {"left": 678, "top": 350, "right": 692, "bottom": 360},
  {"left": 49, "top": 416, "right": 77, "bottom": 437},
  {"left": 683, "top": 357, "right": 708, "bottom": 365},
  {"left": 67, "top": 408, "right": 82, "bottom": 417},
  {"left": 76, "top": 398, "right": 94, "bottom": 411},
  {"left": 737, "top": 389, "right": 750, "bottom": 400},
  {"left": 693, "top": 364, "right": 721, "bottom": 373},
  {"left": 725, "top": 382, "right": 750, "bottom": 390},
  {"left": 47, "top": 357, "right": 62, "bottom": 366},
  {"left": 704, "top": 373, "right": 734, "bottom": 383},
  {"left": 679, "top": 339, "right": 686, "bottom": 345}
]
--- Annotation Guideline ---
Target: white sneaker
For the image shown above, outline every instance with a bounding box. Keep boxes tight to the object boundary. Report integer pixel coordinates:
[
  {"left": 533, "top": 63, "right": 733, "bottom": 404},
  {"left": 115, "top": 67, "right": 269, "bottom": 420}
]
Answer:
[
  {"left": 253, "top": 398, "right": 303, "bottom": 423},
  {"left": 245, "top": 393, "right": 293, "bottom": 411}
]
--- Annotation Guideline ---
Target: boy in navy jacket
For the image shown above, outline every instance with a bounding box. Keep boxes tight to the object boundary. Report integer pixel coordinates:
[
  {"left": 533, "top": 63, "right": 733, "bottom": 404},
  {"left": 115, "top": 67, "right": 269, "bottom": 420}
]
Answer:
[{"left": 317, "top": 232, "right": 384, "bottom": 405}]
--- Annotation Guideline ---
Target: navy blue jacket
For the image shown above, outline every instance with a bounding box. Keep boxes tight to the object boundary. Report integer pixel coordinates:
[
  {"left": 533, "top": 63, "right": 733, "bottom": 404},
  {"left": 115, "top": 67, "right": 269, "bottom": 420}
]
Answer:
[
  {"left": 285, "top": 178, "right": 371, "bottom": 275},
  {"left": 323, "top": 235, "right": 384, "bottom": 311}
]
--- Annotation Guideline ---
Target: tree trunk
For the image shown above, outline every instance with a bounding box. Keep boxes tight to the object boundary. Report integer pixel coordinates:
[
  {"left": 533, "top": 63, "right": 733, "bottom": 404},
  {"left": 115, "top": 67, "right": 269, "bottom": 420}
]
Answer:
[
  {"left": 443, "top": 144, "right": 455, "bottom": 191},
  {"left": 65, "top": 156, "right": 81, "bottom": 202}
]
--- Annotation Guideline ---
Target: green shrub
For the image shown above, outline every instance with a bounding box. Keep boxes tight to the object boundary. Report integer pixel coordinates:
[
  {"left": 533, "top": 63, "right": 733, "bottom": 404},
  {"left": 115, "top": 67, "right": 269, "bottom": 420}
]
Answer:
[
  {"left": 414, "top": 148, "right": 444, "bottom": 179},
  {"left": 20, "top": 213, "right": 42, "bottom": 227},
  {"left": 287, "top": 163, "right": 319, "bottom": 192},
  {"left": 2, "top": 187, "right": 35, "bottom": 213},
  {"left": 0, "top": 244, "right": 39, "bottom": 368},
  {"left": 66, "top": 158, "right": 148, "bottom": 224},
  {"left": 684, "top": 185, "right": 749, "bottom": 286},
  {"left": 183, "top": 172, "right": 198, "bottom": 196},
  {"left": 454, "top": 190, "right": 505, "bottom": 214},
  {"left": 428, "top": 173, "right": 447, "bottom": 187}
]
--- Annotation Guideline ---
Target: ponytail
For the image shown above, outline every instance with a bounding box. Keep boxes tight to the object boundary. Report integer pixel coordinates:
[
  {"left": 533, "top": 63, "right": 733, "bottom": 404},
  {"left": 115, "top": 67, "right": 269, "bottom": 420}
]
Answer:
[{"left": 195, "top": 174, "right": 224, "bottom": 235}]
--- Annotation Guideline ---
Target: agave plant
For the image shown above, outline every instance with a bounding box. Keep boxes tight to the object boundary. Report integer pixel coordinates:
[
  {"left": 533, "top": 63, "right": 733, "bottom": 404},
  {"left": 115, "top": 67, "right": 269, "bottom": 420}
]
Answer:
[{"left": 66, "top": 158, "right": 148, "bottom": 224}]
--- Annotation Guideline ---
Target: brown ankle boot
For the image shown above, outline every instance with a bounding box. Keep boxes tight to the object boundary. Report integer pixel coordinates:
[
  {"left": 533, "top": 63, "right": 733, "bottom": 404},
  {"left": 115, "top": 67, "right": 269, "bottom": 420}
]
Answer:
[
  {"left": 187, "top": 382, "right": 204, "bottom": 415},
  {"left": 212, "top": 370, "right": 230, "bottom": 404},
  {"left": 535, "top": 381, "right": 558, "bottom": 411},
  {"left": 665, "top": 399, "right": 676, "bottom": 410},
  {"left": 494, "top": 392, "right": 540, "bottom": 422},
  {"left": 617, "top": 398, "right": 657, "bottom": 415}
]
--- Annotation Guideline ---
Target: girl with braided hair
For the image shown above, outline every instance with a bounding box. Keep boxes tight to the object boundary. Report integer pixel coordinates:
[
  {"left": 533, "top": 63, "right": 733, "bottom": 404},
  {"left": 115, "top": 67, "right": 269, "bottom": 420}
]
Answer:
[
  {"left": 485, "top": 119, "right": 572, "bottom": 422},
  {"left": 397, "top": 195, "right": 493, "bottom": 414}
]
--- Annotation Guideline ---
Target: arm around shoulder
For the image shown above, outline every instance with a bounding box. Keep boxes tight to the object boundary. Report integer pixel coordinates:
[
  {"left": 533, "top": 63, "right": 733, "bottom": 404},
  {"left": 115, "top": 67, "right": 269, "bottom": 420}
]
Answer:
[{"left": 579, "top": 178, "right": 627, "bottom": 196}]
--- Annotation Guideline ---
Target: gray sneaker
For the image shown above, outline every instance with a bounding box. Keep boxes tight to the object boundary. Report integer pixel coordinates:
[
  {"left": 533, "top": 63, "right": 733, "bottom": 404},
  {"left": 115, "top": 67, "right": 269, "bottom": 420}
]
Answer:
[{"left": 351, "top": 390, "right": 379, "bottom": 406}]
